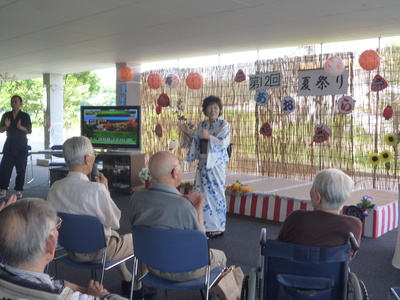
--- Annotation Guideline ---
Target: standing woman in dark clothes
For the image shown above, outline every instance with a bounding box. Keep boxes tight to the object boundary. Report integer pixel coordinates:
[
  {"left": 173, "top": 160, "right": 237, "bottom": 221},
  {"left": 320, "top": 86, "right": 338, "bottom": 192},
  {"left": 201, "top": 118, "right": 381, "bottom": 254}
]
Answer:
[{"left": 0, "top": 95, "right": 32, "bottom": 198}]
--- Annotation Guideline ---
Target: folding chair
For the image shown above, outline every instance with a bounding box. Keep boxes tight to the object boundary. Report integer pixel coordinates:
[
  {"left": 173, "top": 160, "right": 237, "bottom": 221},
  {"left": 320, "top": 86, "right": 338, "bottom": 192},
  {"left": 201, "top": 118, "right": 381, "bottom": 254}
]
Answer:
[
  {"left": 131, "top": 226, "right": 224, "bottom": 300},
  {"left": 244, "top": 228, "right": 367, "bottom": 300},
  {"left": 26, "top": 145, "right": 34, "bottom": 184},
  {"left": 56, "top": 212, "right": 134, "bottom": 284},
  {"left": 48, "top": 145, "right": 67, "bottom": 183}
]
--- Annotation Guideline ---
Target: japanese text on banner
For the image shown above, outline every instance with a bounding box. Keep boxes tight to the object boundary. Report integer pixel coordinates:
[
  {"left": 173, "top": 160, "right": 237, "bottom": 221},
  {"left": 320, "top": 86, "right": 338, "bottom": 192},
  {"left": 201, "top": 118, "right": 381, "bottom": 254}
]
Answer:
[
  {"left": 249, "top": 72, "right": 282, "bottom": 90},
  {"left": 297, "top": 69, "right": 349, "bottom": 96}
]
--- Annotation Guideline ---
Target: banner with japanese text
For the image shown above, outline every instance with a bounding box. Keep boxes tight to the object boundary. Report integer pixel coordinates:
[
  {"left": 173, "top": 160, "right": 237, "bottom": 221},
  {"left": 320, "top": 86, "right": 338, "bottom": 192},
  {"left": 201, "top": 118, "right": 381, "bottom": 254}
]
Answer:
[
  {"left": 249, "top": 72, "right": 282, "bottom": 90},
  {"left": 297, "top": 69, "right": 348, "bottom": 96}
]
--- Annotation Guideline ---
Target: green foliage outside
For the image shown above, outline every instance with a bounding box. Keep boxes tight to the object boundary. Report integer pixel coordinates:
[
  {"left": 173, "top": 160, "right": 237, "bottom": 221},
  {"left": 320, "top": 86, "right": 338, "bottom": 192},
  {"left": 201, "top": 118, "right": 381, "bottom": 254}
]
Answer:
[{"left": 0, "top": 71, "right": 115, "bottom": 130}]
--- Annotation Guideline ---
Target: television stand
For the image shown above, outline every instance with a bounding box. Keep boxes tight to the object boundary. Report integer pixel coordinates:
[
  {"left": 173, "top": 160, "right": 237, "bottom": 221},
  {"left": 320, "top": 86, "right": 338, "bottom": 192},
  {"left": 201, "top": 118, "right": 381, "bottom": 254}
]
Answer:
[{"left": 95, "top": 152, "right": 145, "bottom": 192}]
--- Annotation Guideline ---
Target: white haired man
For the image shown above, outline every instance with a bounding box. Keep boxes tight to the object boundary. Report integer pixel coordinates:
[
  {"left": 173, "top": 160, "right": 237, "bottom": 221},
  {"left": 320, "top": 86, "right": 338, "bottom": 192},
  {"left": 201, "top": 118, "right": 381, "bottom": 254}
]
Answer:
[
  {"left": 0, "top": 198, "right": 128, "bottom": 300},
  {"left": 47, "top": 136, "right": 156, "bottom": 298},
  {"left": 277, "top": 168, "right": 362, "bottom": 257}
]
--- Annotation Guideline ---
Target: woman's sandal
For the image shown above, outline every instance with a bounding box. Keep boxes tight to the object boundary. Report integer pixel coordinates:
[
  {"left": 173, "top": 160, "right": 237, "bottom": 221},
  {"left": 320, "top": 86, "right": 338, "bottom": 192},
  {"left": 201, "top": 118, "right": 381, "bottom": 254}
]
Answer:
[
  {"left": 16, "top": 192, "right": 22, "bottom": 199},
  {"left": 206, "top": 231, "right": 224, "bottom": 238},
  {"left": 0, "top": 192, "right": 5, "bottom": 199}
]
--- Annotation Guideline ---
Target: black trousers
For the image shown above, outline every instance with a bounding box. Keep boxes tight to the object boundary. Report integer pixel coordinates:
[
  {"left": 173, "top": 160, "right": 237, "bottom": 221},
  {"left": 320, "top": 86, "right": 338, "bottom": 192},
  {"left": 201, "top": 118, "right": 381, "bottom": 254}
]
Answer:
[{"left": 0, "top": 153, "right": 27, "bottom": 191}]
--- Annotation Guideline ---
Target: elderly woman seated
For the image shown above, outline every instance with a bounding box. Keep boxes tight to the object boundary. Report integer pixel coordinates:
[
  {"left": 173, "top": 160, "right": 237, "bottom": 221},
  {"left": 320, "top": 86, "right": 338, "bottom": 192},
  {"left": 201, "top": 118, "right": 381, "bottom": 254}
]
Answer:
[{"left": 276, "top": 168, "right": 362, "bottom": 257}]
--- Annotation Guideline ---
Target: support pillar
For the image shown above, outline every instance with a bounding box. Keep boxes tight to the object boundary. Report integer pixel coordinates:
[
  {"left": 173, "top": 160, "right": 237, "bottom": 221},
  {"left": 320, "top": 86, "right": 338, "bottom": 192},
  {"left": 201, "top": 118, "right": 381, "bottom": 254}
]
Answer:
[
  {"left": 43, "top": 73, "right": 64, "bottom": 148},
  {"left": 116, "top": 63, "right": 141, "bottom": 106}
]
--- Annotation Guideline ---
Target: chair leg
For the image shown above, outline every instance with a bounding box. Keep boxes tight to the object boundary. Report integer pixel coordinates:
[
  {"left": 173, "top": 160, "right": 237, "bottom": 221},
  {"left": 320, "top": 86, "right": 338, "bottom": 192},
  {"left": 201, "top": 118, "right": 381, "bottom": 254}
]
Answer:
[{"left": 164, "top": 289, "right": 168, "bottom": 300}]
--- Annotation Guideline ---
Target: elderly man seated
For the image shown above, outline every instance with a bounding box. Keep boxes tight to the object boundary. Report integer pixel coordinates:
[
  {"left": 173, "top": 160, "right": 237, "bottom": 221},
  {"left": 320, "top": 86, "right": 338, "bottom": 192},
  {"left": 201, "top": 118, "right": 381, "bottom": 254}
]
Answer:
[
  {"left": 0, "top": 198, "right": 128, "bottom": 300},
  {"left": 129, "top": 150, "right": 227, "bottom": 281},
  {"left": 46, "top": 136, "right": 156, "bottom": 298},
  {"left": 276, "top": 168, "right": 362, "bottom": 257}
]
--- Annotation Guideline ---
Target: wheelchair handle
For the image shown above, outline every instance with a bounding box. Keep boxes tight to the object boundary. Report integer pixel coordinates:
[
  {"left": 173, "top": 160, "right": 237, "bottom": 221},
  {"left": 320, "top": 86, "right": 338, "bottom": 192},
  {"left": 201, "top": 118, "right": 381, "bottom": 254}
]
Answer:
[{"left": 348, "top": 232, "right": 359, "bottom": 252}]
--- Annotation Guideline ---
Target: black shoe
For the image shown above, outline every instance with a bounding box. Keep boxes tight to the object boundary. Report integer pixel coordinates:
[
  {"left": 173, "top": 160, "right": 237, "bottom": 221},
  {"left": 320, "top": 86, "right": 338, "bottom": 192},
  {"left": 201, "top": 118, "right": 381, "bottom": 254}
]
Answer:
[{"left": 121, "top": 281, "right": 157, "bottom": 299}]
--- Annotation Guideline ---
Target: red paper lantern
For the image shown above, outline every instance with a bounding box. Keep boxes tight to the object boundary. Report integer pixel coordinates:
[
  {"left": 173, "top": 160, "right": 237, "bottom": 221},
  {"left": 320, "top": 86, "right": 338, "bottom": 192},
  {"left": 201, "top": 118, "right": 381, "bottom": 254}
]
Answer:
[
  {"left": 157, "top": 93, "right": 170, "bottom": 107},
  {"left": 359, "top": 50, "right": 381, "bottom": 71},
  {"left": 117, "top": 66, "right": 134, "bottom": 82},
  {"left": 147, "top": 73, "right": 163, "bottom": 89},
  {"left": 186, "top": 72, "right": 203, "bottom": 90},
  {"left": 156, "top": 106, "right": 162, "bottom": 115},
  {"left": 155, "top": 124, "right": 163, "bottom": 137},
  {"left": 383, "top": 106, "right": 393, "bottom": 120}
]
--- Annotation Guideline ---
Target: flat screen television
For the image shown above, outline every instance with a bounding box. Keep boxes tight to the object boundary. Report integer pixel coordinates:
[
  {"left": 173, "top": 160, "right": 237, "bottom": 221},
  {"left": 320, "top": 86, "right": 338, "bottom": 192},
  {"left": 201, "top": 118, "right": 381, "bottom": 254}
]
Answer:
[{"left": 80, "top": 106, "right": 141, "bottom": 150}]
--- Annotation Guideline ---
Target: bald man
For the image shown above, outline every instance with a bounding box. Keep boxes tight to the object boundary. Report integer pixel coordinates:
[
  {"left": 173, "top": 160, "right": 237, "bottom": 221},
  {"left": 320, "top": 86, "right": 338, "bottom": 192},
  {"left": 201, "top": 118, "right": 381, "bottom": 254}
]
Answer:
[{"left": 129, "top": 151, "right": 226, "bottom": 282}]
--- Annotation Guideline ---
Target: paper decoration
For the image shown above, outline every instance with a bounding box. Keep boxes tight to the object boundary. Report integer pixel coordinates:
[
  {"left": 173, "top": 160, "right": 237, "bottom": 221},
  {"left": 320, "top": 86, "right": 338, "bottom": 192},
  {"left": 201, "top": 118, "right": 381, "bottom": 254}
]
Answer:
[
  {"left": 155, "top": 124, "right": 163, "bottom": 137},
  {"left": 383, "top": 106, "right": 393, "bottom": 120},
  {"left": 255, "top": 90, "right": 268, "bottom": 106},
  {"left": 147, "top": 73, "right": 163, "bottom": 89},
  {"left": 165, "top": 74, "right": 181, "bottom": 88},
  {"left": 359, "top": 50, "right": 381, "bottom": 71},
  {"left": 281, "top": 96, "right": 295, "bottom": 114},
  {"left": 338, "top": 96, "right": 355, "bottom": 114},
  {"left": 323, "top": 56, "right": 345, "bottom": 77},
  {"left": 234, "top": 69, "right": 246, "bottom": 83},
  {"left": 260, "top": 122, "right": 272, "bottom": 137},
  {"left": 169, "top": 140, "right": 176, "bottom": 150},
  {"left": 157, "top": 93, "right": 170, "bottom": 107},
  {"left": 186, "top": 72, "right": 203, "bottom": 90},
  {"left": 156, "top": 106, "right": 162, "bottom": 115},
  {"left": 371, "top": 74, "right": 388, "bottom": 92},
  {"left": 117, "top": 66, "right": 134, "bottom": 82},
  {"left": 313, "top": 124, "right": 330, "bottom": 143}
]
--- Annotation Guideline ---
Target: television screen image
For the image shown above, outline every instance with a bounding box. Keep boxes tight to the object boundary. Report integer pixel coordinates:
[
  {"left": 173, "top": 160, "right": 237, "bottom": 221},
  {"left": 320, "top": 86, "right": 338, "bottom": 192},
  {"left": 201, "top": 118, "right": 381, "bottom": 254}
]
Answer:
[{"left": 81, "top": 106, "right": 141, "bottom": 149}]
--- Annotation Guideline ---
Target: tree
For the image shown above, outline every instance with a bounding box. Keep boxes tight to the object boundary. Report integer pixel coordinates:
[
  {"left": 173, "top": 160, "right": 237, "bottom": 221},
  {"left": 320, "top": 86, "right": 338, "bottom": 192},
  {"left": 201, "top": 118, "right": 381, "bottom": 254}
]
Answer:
[{"left": 63, "top": 72, "right": 101, "bottom": 130}]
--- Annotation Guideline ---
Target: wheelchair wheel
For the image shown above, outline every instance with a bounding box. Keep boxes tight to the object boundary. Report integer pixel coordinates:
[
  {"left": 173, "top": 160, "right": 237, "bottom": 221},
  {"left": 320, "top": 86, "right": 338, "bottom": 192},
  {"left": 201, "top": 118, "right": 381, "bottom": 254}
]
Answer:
[
  {"left": 246, "top": 268, "right": 258, "bottom": 300},
  {"left": 348, "top": 272, "right": 369, "bottom": 300},
  {"left": 241, "top": 275, "right": 249, "bottom": 300}
]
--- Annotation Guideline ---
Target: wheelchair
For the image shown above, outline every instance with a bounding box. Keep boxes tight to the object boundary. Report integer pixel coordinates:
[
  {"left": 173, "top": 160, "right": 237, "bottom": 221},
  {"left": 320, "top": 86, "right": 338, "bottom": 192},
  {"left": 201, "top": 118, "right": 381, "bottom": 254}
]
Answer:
[{"left": 241, "top": 228, "right": 368, "bottom": 300}]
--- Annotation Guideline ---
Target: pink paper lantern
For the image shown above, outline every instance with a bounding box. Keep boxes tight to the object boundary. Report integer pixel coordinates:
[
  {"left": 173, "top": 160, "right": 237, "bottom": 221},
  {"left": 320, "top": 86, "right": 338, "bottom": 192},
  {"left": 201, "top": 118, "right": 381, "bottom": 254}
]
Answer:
[
  {"left": 165, "top": 74, "right": 180, "bottom": 89},
  {"left": 186, "top": 72, "right": 203, "bottom": 90},
  {"left": 147, "top": 73, "right": 163, "bottom": 89},
  {"left": 117, "top": 66, "right": 134, "bottom": 82},
  {"left": 323, "top": 56, "right": 344, "bottom": 77},
  {"left": 359, "top": 50, "right": 381, "bottom": 71}
]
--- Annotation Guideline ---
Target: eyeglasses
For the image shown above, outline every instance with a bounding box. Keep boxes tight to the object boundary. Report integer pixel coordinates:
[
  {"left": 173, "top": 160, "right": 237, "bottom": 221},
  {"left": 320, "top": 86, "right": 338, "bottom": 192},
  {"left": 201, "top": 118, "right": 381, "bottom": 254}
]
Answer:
[
  {"left": 55, "top": 217, "right": 63, "bottom": 230},
  {"left": 171, "top": 161, "right": 183, "bottom": 175},
  {"left": 49, "top": 217, "right": 62, "bottom": 236}
]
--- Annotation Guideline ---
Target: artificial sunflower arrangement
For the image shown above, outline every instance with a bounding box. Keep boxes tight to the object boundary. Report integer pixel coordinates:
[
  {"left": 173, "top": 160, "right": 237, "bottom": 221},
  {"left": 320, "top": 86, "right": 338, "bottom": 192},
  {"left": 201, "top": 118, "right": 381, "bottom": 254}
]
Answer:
[
  {"left": 367, "top": 153, "right": 380, "bottom": 166},
  {"left": 379, "top": 132, "right": 400, "bottom": 170},
  {"left": 226, "top": 180, "right": 254, "bottom": 195}
]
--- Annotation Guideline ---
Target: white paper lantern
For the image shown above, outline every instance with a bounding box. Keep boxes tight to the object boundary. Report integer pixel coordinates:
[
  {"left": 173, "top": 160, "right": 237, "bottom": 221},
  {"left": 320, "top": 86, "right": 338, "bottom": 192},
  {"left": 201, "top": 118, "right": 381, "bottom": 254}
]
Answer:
[
  {"left": 323, "top": 56, "right": 345, "bottom": 77},
  {"left": 337, "top": 96, "right": 355, "bottom": 114},
  {"left": 165, "top": 74, "right": 181, "bottom": 88}
]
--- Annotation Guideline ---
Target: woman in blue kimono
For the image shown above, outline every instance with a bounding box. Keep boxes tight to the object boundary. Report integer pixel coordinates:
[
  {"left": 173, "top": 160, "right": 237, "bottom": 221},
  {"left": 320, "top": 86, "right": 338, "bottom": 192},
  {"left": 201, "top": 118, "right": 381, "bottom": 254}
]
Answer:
[{"left": 178, "top": 96, "right": 230, "bottom": 237}]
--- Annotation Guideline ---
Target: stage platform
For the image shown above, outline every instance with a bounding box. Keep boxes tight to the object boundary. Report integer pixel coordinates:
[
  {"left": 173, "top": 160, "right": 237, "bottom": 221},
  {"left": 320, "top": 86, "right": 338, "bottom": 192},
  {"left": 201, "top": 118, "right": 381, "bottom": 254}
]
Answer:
[{"left": 180, "top": 172, "right": 399, "bottom": 238}]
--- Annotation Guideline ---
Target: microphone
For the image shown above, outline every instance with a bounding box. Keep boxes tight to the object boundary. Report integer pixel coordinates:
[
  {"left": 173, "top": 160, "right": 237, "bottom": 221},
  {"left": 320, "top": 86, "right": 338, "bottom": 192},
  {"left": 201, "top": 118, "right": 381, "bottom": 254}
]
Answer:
[{"left": 92, "top": 162, "right": 99, "bottom": 178}]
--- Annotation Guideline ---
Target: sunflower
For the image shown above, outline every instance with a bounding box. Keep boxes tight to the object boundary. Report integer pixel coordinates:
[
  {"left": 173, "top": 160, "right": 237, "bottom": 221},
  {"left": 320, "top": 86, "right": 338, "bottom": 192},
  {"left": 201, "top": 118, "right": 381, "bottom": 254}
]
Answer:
[
  {"left": 380, "top": 150, "right": 393, "bottom": 163},
  {"left": 367, "top": 153, "right": 380, "bottom": 166},
  {"left": 384, "top": 133, "right": 398, "bottom": 146}
]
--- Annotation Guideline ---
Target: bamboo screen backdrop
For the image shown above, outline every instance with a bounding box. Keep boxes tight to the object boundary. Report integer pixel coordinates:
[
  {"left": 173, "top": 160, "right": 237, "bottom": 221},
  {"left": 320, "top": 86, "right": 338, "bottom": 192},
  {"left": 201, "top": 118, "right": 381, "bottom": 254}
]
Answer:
[{"left": 140, "top": 46, "right": 400, "bottom": 191}]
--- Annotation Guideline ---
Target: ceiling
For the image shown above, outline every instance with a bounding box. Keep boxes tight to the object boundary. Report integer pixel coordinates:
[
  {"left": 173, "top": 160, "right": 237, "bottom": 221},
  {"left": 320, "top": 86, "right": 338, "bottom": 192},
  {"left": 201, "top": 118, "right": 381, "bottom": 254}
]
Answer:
[{"left": 1, "top": 0, "right": 400, "bottom": 80}]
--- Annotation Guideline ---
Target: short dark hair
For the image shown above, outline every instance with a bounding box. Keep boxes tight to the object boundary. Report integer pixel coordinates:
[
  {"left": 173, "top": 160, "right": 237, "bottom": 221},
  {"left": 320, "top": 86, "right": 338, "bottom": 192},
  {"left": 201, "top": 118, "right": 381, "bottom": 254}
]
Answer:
[
  {"left": 202, "top": 95, "right": 223, "bottom": 116},
  {"left": 11, "top": 95, "right": 22, "bottom": 103}
]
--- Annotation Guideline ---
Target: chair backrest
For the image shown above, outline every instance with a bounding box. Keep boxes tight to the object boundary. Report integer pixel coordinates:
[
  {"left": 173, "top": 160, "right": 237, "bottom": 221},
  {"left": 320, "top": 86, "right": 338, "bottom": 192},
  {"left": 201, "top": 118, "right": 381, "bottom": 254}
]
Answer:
[
  {"left": 132, "top": 226, "right": 210, "bottom": 273},
  {"left": 261, "top": 239, "right": 351, "bottom": 300},
  {"left": 57, "top": 212, "right": 106, "bottom": 254},
  {"left": 51, "top": 145, "right": 64, "bottom": 159}
]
